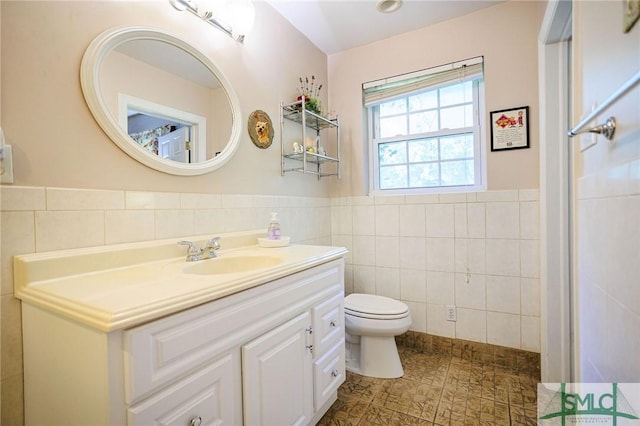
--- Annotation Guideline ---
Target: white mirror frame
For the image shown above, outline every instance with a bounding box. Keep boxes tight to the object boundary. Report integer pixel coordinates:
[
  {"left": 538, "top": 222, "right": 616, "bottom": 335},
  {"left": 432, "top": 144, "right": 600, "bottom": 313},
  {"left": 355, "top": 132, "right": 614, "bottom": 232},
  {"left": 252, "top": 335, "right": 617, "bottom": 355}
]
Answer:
[{"left": 80, "top": 26, "right": 242, "bottom": 176}]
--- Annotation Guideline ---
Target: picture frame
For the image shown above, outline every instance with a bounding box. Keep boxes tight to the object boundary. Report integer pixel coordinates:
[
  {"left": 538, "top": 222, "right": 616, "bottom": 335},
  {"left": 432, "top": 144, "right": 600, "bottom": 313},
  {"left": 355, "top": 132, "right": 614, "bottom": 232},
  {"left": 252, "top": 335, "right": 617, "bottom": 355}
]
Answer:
[
  {"left": 247, "top": 110, "right": 274, "bottom": 149},
  {"left": 490, "top": 106, "right": 530, "bottom": 151}
]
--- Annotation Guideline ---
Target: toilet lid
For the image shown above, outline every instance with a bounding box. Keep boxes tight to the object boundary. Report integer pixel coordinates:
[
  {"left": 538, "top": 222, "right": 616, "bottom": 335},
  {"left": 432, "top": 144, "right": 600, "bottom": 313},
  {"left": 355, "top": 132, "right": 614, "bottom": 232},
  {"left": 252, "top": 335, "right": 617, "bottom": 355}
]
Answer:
[{"left": 345, "top": 294, "right": 409, "bottom": 318}]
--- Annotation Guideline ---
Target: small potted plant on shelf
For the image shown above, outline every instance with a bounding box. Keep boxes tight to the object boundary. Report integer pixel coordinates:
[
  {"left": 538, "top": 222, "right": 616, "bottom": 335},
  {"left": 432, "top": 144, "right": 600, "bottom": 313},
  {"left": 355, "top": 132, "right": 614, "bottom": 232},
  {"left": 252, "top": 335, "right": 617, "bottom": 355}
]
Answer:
[{"left": 297, "top": 76, "right": 323, "bottom": 115}]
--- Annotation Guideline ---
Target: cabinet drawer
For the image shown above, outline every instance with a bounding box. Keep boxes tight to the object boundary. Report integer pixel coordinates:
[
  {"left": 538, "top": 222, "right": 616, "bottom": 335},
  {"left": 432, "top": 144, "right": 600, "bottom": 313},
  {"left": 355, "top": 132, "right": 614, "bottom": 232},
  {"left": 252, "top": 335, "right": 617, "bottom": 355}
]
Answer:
[
  {"left": 312, "top": 291, "right": 344, "bottom": 356},
  {"left": 313, "top": 340, "right": 345, "bottom": 410},
  {"left": 127, "top": 350, "right": 241, "bottom": 426}
]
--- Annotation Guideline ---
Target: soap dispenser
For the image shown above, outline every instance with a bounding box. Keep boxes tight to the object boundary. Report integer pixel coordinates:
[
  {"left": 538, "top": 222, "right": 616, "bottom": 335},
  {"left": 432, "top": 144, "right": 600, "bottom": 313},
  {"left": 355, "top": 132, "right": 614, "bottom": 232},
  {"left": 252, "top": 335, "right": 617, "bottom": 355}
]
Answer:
[{"left": 267, "top": 212, "right": 281, "bottom": 240}]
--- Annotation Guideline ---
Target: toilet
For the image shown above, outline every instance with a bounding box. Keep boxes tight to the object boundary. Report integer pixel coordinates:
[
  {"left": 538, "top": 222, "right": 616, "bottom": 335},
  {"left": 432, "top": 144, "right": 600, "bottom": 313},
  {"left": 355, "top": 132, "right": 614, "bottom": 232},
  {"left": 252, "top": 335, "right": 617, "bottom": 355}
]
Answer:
[{"left": 344, "top": 293, "right": 412, "bottom": 378}]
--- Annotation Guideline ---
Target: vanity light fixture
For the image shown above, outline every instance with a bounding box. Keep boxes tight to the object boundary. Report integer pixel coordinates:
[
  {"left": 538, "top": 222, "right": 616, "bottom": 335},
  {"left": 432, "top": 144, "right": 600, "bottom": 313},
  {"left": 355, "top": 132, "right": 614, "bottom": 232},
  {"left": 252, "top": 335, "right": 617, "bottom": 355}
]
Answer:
[
  {"left": 169, "top": 0, "right": 256, "bottom": 43},
  {"left": 376, "top": 0, "right": 402, "bottom": 13}
]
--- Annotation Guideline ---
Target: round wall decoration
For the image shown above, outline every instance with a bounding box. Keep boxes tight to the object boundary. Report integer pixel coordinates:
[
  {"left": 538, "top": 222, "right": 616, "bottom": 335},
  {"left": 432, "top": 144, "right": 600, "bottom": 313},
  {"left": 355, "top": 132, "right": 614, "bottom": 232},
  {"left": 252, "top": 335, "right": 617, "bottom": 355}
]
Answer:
[{"left": 247, "top": 110, "right": 274, "bottom": 149}]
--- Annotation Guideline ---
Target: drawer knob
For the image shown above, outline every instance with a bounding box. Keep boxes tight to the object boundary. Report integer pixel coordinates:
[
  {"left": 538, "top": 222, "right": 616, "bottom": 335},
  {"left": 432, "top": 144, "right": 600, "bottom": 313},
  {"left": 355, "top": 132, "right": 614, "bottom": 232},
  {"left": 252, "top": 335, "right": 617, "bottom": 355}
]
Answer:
[
  {"left": 190, "top": 416, "right": 202, "bottom": 426},
  {"left": 331, "top": 369, "right": 339, "bottom": 378},
  {"left": 330, "top": 320, "right": 337, "bottom": 327}
]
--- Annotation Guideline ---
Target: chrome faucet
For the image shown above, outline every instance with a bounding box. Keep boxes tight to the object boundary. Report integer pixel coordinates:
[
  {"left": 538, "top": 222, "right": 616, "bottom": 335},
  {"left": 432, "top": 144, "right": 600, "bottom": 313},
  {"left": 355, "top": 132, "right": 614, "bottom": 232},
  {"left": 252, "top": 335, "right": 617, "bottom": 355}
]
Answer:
[{"left": 178, "top": 237, "right": 221, "bottom": 262}]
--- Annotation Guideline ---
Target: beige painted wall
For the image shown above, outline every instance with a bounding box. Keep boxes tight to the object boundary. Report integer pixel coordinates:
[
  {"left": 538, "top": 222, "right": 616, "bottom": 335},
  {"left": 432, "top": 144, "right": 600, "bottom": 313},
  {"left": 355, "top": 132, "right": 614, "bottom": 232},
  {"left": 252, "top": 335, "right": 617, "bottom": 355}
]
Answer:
[
  {"left": 1, "top": 1, "right": 330, "bottom": 196},
  {"left": 327, "top": 1, "right": 543, "bottom": 196}
]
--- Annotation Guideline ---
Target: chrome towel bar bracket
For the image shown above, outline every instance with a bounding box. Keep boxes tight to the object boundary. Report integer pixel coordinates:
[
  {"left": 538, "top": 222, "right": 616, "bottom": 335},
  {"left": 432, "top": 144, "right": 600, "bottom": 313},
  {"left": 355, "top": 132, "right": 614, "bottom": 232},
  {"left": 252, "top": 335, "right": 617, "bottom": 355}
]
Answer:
[{"left": 568, "top": 117, "right": 616, "bottom": 140}]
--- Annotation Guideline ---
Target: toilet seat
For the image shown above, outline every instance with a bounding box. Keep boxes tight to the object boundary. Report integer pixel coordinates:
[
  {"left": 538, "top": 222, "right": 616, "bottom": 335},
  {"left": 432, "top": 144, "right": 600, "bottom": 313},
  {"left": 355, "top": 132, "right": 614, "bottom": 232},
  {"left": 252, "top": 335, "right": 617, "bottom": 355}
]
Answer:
[{"left": 345, "top": 294, "right": 409, "bottom": 320}]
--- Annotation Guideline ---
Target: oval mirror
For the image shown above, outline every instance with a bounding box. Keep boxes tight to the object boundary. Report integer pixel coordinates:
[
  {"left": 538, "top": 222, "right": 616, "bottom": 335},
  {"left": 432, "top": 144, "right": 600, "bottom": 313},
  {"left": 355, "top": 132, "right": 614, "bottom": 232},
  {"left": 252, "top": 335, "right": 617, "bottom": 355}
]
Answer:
[{"left": 81, "top": 26, "right": 242, "bottom": 175}]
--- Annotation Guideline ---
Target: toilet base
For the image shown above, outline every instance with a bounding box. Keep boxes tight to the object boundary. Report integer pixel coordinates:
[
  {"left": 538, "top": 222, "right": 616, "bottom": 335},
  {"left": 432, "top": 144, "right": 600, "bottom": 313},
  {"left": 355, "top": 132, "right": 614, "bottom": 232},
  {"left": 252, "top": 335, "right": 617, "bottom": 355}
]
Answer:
[{"left": 345, "top": 334, "right": 404, "bottom": 378}]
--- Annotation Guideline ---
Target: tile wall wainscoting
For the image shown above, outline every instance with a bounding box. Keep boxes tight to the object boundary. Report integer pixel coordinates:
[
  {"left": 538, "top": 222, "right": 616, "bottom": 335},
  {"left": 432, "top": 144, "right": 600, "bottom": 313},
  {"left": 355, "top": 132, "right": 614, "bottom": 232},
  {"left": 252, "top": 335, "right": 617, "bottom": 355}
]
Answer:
[
  {"left": 0, "top": 185, "right": 540, "bottom": 424},
  {"left": 331, "top": 189, "right": 540, "bottom": 353},
  {"left": 0, "top": 185, "right": 332, "bottom": 425}
]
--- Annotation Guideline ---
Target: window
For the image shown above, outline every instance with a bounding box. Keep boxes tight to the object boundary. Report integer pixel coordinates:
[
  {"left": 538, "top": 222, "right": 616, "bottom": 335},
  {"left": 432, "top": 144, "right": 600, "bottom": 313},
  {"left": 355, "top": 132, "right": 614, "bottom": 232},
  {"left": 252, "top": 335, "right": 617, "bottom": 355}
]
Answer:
[{"left": 364, "top": 57, "right": 485, "bottom": 194}]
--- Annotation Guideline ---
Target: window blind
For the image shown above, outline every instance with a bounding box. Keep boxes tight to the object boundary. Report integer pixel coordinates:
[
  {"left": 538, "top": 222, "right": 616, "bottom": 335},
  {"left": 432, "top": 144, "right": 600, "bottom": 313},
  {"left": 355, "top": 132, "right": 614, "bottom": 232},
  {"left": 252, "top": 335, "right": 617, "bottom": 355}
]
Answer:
[{"left": 363, "top": 56, "right": 484, "bottom": 107}]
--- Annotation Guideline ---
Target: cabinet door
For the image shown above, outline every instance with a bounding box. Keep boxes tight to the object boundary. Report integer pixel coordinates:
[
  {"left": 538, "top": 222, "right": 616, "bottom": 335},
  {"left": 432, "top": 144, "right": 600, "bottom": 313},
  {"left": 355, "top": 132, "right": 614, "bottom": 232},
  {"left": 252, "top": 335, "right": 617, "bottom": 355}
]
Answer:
[
  {"left": 127, "top": 350, "right": 241, "bottom": 426},
  {"left": 242, "top": 312, "right": 313, "bottom": 426}
]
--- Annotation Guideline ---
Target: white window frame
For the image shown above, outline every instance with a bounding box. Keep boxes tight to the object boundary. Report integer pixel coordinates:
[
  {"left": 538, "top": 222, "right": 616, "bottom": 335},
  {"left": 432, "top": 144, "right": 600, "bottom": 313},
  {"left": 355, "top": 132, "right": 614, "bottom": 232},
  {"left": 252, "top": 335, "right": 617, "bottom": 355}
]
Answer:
[{"left": 365, "top": 60, "right": 487, "bottom": 196}]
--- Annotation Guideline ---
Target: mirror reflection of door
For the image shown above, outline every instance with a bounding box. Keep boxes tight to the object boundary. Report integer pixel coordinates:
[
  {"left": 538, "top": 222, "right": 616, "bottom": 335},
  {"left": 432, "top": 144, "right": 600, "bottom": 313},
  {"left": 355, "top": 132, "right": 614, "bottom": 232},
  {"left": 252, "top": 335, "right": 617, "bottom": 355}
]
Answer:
[
  {"left": 159, "top": 127, "right": 190, "bottom": 163},
  {"left": 126, "top": 110, "right": 194, "bottom": 163}
]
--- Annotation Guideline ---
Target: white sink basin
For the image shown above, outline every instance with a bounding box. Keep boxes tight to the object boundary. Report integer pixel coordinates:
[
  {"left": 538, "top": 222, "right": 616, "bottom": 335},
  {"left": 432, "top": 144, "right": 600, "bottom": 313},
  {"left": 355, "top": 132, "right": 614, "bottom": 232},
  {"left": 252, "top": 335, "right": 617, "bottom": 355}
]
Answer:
[{"left": 183, "top": 255, "right": 284, "bottom": 275}]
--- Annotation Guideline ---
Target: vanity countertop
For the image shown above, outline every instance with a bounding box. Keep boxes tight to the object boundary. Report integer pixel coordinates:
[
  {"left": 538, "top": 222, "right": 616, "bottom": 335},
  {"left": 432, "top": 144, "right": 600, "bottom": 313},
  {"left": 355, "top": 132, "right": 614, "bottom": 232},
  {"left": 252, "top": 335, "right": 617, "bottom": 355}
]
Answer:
[{"left": 14, "top": 231, "right": 347, "bottom": 332}]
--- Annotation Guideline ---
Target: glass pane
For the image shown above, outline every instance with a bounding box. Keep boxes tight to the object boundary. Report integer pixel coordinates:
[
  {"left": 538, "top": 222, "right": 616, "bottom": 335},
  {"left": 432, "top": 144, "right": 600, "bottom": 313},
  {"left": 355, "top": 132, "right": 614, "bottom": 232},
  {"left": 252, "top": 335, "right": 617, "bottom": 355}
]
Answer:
[
  {"left": 408, "top": 138, "right": 438, "bottom": 162},
  {"left": 378, "top": 142, "right": 406, "bottom": 165},
  {"left": 409, "top": 110, "right": 438, "bottom": 134},
  {"left": 440, "top": 81, "right": 472, "bottom": 106},
  {"left": 408, "top": 90, "right": 437, "bottom": 111},
  {"left": 380, "top": 165, "right": 407, "bottom": 189},
  {"left": 440, "top": 134, "right": 473, "bottom": 160},
  {"left": 379, "top": 99, "right": 407, "bottom": 116},
  {"left": 441, "top": 160, "right": 474, "bottom": 186},
  {"left": 379, "top": 116, "right": 407, "bottom": 138},
  {"left": 409, "top": 163, "right": 439, "bottom": 187},
  {"left": 440, "top": 105, "right": 471, "bottom": 130}
]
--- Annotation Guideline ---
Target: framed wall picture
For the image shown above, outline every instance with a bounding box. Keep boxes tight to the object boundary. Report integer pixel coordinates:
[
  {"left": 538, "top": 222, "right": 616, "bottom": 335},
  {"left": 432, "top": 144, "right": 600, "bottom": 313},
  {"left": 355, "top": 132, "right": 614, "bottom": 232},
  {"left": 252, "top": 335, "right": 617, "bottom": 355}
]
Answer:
[{"left": 490, "top": 106, "right": 530, "bottom": 151}]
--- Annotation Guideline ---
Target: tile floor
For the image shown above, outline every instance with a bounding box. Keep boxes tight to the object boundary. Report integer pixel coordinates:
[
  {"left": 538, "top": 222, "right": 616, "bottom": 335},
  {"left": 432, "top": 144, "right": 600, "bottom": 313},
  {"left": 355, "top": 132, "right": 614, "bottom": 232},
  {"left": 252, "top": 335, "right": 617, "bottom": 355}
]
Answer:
[{"left": 318, "top": 345, "right": 539, "bottom": 425}]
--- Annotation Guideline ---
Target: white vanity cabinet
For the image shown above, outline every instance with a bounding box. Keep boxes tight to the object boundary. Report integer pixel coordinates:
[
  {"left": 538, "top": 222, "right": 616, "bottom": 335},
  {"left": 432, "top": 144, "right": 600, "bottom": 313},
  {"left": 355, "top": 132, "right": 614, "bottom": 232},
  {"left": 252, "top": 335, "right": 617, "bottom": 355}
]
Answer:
[{"left": 21, "top": 257, "right": 345, "bottom": 426}]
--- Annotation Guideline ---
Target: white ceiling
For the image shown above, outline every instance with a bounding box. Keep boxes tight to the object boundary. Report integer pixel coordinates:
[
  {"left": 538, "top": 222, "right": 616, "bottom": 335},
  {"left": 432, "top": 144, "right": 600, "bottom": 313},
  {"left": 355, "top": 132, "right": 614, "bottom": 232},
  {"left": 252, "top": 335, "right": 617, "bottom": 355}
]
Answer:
[{"left": 265, "top": 0, "right": 504, "bottom": 55}]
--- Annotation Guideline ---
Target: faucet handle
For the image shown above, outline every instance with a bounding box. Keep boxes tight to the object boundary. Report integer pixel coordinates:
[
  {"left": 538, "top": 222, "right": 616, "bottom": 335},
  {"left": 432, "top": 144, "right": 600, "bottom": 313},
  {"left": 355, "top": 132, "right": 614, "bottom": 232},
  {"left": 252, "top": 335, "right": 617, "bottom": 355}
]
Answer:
[
  {"left": 177, "top": 240, "right": 199, "bottom": 255},
  {"left": 206, "top": 237, "right": 221, "bottom": 251}
]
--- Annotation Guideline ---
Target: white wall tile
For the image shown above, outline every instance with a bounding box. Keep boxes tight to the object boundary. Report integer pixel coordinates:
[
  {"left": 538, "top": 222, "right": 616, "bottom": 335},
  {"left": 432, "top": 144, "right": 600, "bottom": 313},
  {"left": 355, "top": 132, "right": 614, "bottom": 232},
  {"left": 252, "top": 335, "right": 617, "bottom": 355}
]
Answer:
[
  {"left": 331, "top": 235, "right": 353, "bottom": 265},
  {"left": 353, "top": 265, "right": 376, "bottom": 294},
  {"left": 399, "top": 237, "right": 426, "bottom": 270},
  {"left": 455, "top": 273, "right": 486, "bottom": 310},
  {"left": 374, "top": 195, "right": 404, "bottom": 205},
  {"left": 399, "top": 204, "right": 425, "bottom": 237},
  {"left": 454, "top": 239, "right": 486, "bottom": 274},
  {"left": 486, "top": 202, "right": 519, "bottom": 239},
  {"left": 400, "top": 269, "right": 427, "bottom": 302},
  {"left": 426, "top": 238, "right": 455, "bottom": 272},
  {"left": 454, "top": 204, "right": 467, "bottom": 237},
  {"left": 343, "top": 264, "right": 354, "bottom": 295},
  {"left": 486, "top": 275, "right": 520, "bottom": 314},
  {"left": 375, "top": 267, "right": 400, "bottom": 299},
  {"left": 181, "top": 193, "right": 221, "bottom": 209},
  {"left": 352, "top": 205, "right": 374, "bottom": 235},
  {"left": 486, "top": 239, "right": 520, "bottom": 276},
  {"left": 521, "top": 315, "right": 540, "bottom": 352},
  {"left": 520, "top": 239, "right": 540, "bottom": 278},
  {"left": 426, "top": 204, "right": 455, "bottom": 237},
  {"left": 46, "top": 188, "right": 124, "bottom": 210},
  {"left": 224, "top": 208, "right": 253, "bottom": 232},
  {"left": 105, "top": 210, "right": 155, "bottom": 244},
  {"left": 1, "top": 211, "right": 35, "bottom": 294},
  {"left": 331, "top": 206, "right": 353, "bottom": 235},
  {"left": 405, "top": 301, "right": 427, "bottom": 333},
  {"left": 466, "top": 203, "right": 486, "bottom": 238},
  {"left": 606, "top": 298, "right": 640, "bottom": 381},
  {"left": 352, "top": 235, "right": 376, "bottom": 266},
  {"left": 155, "top": 210, "right": 194, "bottom": 239},
  {"left": 476, "top": 190, "right": 519, "bottom": 202},
  {"left": 221, "top": 194, "right": 253, "bottom": 209},
  {"left": 0, "top": 186, "right": 45, "bottom": 211},
  {"left": 251, "top": 195, "right": 279, "bottom": 208},
  {"left": 518, "top": 189, "right": 539, "bottom": 201},
  {"left": 487, "top": 312, "right": 520, "bottom": 349},
  {"left": 375, "top": 205, "right": 399, "bottom": 236},
  {"left": 427, "top": 304, "right": 455, "bottom": 338},
  {"left": 521, "top": 278, "right": 540, "bottom": 316},
  {"left": 519, "top": 201, "right": 539, "bottom": 239},
  {"left": 193, "top": 209, "right": 227, "bottom": 235},
  {"left": 126, "top": 191, "right": 180, "bottom": 209},
  {"left": 375, "top": 236, "right": 399, "bottom": 268},
  {"left": 35, "top": 211, "right": 104, "bottom": 252},
  {"left": 456, "top": 308, "right": 486, "bottom": 343},
  {"left": 427, "top": 271, "right": 454, "bottom": 305}
]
